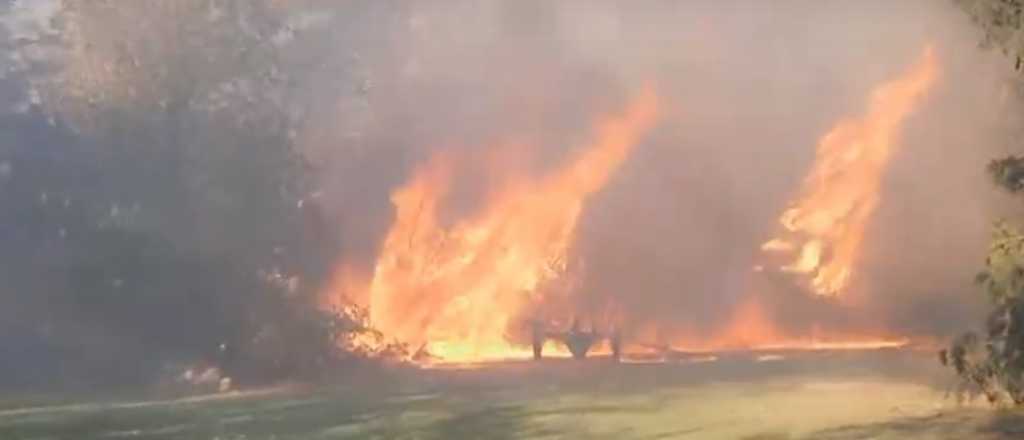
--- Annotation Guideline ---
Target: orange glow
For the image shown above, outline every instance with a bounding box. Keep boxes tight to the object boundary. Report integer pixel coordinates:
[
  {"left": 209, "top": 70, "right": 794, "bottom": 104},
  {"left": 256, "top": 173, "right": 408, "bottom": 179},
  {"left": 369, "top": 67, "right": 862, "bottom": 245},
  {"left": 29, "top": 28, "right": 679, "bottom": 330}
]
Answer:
[
  {"left": 761, "top": 46, "right": 938, "bottom": 297},
  {"left": 662, "top": 297, "right": 909, "bottom": 353},
  {"left": 324, "top": 86, "right": 659, "bottom": 363}
]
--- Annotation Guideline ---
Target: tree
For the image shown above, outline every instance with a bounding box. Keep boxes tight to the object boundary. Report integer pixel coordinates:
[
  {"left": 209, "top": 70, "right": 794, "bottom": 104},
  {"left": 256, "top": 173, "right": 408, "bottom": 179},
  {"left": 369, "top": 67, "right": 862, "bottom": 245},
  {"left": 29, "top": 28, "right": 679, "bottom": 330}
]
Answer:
[
  {"left": 944, "top": 220, "right": 1024, "bottom": 404},
  {"left": 957, "top": 0, "right": 1024, "bottom": 71},
  {"left": 942, "top": 0, "right": 1024, "bottom": 405},
  {"left": 0, "top": 1, "right": 376, "bottom": 390}
]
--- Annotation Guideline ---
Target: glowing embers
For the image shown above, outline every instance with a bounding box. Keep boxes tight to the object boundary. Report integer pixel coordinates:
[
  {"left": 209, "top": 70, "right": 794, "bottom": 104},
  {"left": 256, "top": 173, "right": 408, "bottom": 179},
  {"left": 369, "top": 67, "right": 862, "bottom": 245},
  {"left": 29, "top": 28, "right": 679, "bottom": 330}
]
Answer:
[
  {"left": 760, "top": 46, "right": 938, "bottom": 297},
  {"left": 324, "top": 86, "right": 660, "bottom": 364}
]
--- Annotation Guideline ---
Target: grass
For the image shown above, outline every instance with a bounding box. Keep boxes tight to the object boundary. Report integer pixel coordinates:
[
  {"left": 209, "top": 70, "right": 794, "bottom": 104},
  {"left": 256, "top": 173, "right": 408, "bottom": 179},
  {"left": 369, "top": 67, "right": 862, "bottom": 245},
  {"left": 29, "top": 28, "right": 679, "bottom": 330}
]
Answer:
[{"left": 1, "top": 350, "right": 1022, "bottom": 439}]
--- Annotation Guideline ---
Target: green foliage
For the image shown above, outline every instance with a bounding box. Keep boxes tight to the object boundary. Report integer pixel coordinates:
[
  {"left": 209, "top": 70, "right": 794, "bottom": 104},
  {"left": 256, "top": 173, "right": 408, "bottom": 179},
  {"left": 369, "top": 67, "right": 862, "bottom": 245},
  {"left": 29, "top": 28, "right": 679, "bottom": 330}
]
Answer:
[
  {"left": 956, "top": 0, "right": 1024, "bottom": 70},
  {"left": 976, "top": 220, "right": 1024, "bottom": 304},
  {"left": 942, "top": 0, "right": 1024, "bottom": 406},
  {"left": 943, "top": 216, "right": 1024, "bottom": 404},
  {"left": 0, "top": 1, "right": 375, "bottom": 390},
  {"left": 987, "top": 156, "right": 1024, "bottom": 192},
  {"left": 943, "top": 180, "right": 1024, "bottom": 405}
]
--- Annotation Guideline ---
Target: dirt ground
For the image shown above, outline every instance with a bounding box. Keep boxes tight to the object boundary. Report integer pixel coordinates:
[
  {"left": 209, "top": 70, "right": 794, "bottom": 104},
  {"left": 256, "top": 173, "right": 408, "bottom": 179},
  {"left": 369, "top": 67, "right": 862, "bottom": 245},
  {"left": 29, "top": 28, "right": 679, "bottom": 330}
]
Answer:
[{"left": 2, "top": 349, "right": 1023, "bottom": 439}]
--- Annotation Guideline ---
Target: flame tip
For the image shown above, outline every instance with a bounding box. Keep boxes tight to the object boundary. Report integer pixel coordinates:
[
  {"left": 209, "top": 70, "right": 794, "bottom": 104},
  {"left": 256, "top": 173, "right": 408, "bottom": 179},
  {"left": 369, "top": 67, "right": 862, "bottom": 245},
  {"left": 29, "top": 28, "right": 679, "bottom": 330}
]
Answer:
[
  {"left": 324, "top": 87, "right": 660, "bottom": 363},
  {"left": 758, "top": 44, "right": 939, "bottom": 298}
]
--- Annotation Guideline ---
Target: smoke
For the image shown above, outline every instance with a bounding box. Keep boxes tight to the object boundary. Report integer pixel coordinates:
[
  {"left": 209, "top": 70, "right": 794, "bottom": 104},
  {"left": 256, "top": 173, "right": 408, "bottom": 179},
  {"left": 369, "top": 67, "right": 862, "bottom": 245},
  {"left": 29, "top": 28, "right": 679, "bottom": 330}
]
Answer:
[
  {"left": 305, "top": 0, "right": 1024, "bottom": 341},
  {"left": 2, "top": 0, "right": 1022, "bottom": 384}
]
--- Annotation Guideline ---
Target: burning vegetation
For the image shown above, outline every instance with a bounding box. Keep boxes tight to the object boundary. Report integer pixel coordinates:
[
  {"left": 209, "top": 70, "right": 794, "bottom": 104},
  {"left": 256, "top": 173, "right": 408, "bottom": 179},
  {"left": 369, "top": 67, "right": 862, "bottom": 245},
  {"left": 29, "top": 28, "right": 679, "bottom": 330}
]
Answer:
[
  {"left": 320, "top": 45, "right": 942, "bottom": 365},
  {"left": 759, "top": 46, "right": 939, "bottom": 298},
  {"left": 324, "top": 87, "right": 660, "bottom": 363},
  {"left": 2, "top": 1, "right": 1017, "bottom": 404}
]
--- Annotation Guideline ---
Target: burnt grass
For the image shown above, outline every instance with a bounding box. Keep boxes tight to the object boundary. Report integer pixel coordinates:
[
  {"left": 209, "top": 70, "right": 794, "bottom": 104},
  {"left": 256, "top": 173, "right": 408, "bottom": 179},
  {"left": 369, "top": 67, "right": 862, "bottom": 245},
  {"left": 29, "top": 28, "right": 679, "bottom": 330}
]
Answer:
[{"left": 2, "top": 349, "right": 1023, "bottom": 439}]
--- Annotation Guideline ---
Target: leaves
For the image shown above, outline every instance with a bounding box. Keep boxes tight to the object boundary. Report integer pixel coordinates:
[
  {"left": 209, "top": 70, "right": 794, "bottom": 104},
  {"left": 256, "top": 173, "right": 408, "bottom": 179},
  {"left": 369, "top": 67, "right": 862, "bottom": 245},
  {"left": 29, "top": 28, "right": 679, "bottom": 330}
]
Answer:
[
  {"left": 988, "top": 156, "right": 1024, "bottom": 193},
  {"left": 938, "top": 0, "right": 1024, "bottom": 407},
  {"left": 947, "top": 221, "right": 1024, "bottom": 404},
  {"left": 975, "top": 221, "right": 1024, "bottom": 305},
  {"left": 0, "top": 1, "right": 365, "bottom": 389},
  {"left": 956, "top": 0, "right": 1024, "bottom": 72}
]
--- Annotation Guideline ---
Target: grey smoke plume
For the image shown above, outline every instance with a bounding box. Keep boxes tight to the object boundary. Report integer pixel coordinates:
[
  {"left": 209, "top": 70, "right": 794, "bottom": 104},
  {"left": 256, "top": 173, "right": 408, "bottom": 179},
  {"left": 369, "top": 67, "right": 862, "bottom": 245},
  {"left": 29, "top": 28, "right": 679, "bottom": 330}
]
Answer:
[
  {"left": 2, "top": 1, "right": 1021, "bottom": 386},
  {"left": 306, "top": 0, "right": 1021, "bottom": 339}
]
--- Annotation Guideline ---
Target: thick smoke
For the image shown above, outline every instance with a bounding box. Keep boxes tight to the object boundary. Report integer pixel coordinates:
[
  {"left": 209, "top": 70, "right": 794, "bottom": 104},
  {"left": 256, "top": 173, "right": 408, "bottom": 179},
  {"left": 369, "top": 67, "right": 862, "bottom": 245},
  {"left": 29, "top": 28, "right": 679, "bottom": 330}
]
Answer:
[
  {"left": 2, "top": 0, "right": 1022, "bottom": 388},
  {"left": 309, "top": 0, "right": 1023, "bottom": 340}
]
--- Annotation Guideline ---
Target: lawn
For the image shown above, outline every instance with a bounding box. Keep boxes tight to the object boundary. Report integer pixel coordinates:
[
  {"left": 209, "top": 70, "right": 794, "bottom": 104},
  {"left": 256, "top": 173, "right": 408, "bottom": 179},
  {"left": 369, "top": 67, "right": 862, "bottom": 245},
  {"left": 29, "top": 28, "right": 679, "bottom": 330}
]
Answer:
[{"left": 2, "top": 350, "right": 1022, "bottom": 439}]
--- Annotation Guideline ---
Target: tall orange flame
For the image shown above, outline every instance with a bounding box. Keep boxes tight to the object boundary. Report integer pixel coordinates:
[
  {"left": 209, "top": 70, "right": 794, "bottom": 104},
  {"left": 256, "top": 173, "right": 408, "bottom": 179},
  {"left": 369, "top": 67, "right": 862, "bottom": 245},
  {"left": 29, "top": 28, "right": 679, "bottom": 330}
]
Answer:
[
  {"left": 326, "top": 87, "right": 659, "bottom": 362},
  {"left": 761, "top": 47, "right": 938, "bottom": 297}
]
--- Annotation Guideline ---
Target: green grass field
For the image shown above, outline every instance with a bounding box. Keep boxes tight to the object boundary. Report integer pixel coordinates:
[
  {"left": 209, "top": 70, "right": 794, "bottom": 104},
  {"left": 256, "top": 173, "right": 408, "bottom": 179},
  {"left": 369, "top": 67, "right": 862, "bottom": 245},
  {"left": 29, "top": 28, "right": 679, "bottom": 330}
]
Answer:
[{"left": 2, "top": 350, "right": 1022, "bottom": 439}]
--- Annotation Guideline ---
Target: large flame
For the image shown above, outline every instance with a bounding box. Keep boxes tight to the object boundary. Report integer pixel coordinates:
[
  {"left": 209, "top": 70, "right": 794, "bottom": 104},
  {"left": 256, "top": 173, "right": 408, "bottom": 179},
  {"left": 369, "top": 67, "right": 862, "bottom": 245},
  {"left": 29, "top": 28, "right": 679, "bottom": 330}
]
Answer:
[
  {"left": 325, "top": 87, "right": 659, "bottom": 363},
  {"left": 761, "top": 47, "right": 938, "bottom": 297}
]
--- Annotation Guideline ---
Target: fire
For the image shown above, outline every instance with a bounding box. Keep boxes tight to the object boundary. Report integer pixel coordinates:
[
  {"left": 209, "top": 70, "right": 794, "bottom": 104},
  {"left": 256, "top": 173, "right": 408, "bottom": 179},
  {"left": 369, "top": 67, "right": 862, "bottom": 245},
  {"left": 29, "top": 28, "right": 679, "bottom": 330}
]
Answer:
[
  {"left": 325, "top": 86, "right": 659, "bottom": 363},
  {"left": 761, "top": 46, "right": 938, "bottom": 297},
  {"left": 664, "top": 297, "right": 909, "bottom": 353}
]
